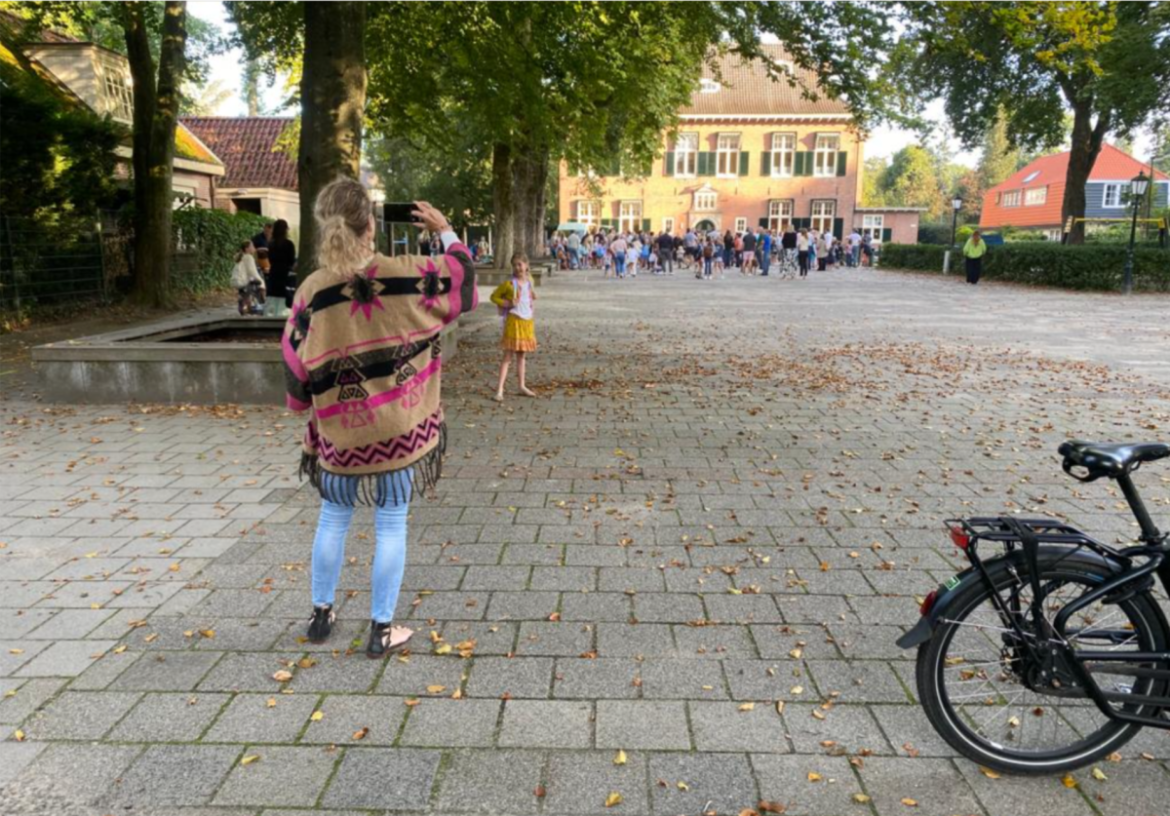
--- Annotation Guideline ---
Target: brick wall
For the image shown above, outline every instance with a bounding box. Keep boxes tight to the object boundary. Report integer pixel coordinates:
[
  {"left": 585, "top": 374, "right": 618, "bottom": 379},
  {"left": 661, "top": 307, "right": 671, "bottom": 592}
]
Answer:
[{"left": 559, "top": 121, "right": 864, "bottom": 238}]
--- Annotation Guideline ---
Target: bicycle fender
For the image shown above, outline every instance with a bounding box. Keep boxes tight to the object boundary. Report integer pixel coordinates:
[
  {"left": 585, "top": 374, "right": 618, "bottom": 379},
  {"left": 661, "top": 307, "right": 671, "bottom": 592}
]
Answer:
[{"left": 894, "top": 547, "right": 1122, "bottom": 650}]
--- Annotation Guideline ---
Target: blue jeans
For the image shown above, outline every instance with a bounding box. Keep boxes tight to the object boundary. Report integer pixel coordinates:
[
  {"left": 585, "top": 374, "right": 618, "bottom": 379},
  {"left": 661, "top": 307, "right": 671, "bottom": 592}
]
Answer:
[
  {"left": 703, "top": 257, "right": 713, "bottom": 276},
  {"left": 311, "top": 469, "right": 412, "bottom": 623},
  {"left": 614, "top": 251, "right": 626, "bottom": 276}
]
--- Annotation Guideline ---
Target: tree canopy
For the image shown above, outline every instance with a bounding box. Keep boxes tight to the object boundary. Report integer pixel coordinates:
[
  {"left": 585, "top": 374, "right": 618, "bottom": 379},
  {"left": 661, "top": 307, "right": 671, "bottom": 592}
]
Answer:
[{"left": 894, "top": 1, "right": 1170, "bottom": 242}]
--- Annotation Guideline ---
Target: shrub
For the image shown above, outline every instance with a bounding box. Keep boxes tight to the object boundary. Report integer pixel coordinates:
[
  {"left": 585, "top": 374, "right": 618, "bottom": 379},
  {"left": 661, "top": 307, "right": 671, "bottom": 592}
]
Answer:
[
  {"left": 171, "top": 208, "right": 270, "bottom": 294},
  {"left": 880, "top": 242, "right": 1170, "bottom": 292}
]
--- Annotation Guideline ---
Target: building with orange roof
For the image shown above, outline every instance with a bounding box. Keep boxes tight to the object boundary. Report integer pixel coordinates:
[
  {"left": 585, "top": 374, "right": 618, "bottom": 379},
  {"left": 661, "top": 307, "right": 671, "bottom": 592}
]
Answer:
[
  {"left": 557, "top": 47, "right": 922, "bottom": 244},
  {"left": 980, "top": 144, "right": 1169, "bottom": 241},
  {"left": 5, "top": 24, "right": 225, "bottom": 208}
]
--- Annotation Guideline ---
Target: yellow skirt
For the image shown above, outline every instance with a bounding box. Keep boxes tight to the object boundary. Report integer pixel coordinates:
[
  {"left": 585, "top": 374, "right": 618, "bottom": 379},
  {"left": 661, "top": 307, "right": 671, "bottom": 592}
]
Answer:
[{"left": 502, "top": 315, "right": 537, "bottom": 352}]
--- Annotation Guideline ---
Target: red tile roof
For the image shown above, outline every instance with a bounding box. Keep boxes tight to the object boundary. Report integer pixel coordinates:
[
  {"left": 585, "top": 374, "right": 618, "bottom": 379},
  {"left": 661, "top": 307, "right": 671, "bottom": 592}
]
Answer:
[
  {"left": 180, "top": 117, "right": 298, "bottom": 190},
  {"left": 681, "top": 46, "right": 850, "bottom": 118},
  {"left": 988, "top": 143, "right": 1167, "bottom": 195}
]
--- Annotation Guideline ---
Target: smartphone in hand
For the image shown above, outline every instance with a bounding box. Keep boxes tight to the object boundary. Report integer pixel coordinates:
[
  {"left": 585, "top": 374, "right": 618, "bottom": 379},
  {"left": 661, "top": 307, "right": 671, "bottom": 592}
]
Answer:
[{"left": 382, "top": 202, "right": 421, "bottom": 225}]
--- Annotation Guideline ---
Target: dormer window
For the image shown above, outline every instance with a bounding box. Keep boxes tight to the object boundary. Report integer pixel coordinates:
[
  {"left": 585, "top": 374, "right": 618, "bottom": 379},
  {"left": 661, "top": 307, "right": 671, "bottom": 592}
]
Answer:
[
  {"left": 694, "top": 187, "right": 717, "bottom": 212},
  {"left": 699, "top": 78, "right": 721, "bottom": 94},
  {"left": 100, "top": 56, "right": 134, "bottom": 122}
]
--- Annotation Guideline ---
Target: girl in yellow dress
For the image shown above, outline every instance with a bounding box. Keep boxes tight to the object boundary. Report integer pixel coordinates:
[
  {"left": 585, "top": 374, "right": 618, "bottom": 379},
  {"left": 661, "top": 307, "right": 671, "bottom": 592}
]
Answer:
[{"left": 490, "top": 253, "right": 538, "bottom": 401}]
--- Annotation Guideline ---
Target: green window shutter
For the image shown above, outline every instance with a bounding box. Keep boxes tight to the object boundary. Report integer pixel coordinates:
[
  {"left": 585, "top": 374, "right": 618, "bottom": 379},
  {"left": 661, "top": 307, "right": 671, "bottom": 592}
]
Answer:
[
  {"left": 881, "top": 228, "right": 892, "bottom": 242},
  {"left": 836, "top": 152, "right": 847, "bottom": 177},
  {"left": 738, "top": 151, "right": 750, "bottom": 176},
  {"left": 794, "top": 152, "right": 805, "bottom": 176},
  {"left": 696, "top": 152, "right": 706, "bottom": 176},
  {"left": 601, "top": 218, "right": 613, "bottom": 229},
  {"left": 802, "top": 152, "right": 815, "bottom": 176},
  {"left": 641, "top": 218, "right": 651, "bottom": 232},
  {"left": 665, "top": 152, "right": 675, "bottom": 176},
  {"left": 833, "top": 218, "right": 844, "bottom": 237},
  {"left": 760, "top": 151, "right": 771, "bottom": 176},
  {"left": 758, "top": 217, "right": 769, "bottom": 228}
]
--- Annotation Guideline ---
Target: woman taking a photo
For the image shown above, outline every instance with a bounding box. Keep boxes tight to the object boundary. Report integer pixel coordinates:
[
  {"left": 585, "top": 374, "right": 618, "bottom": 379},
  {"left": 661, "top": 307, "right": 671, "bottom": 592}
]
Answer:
[{"left": 282, "top": 179, "right": 477, "bottom": 657}]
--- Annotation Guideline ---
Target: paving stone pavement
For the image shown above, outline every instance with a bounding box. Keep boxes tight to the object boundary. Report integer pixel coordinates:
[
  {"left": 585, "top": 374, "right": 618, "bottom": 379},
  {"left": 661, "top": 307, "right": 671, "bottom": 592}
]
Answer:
[{"left": 2, "top": 266, "right": 1170, "bottom": 815}]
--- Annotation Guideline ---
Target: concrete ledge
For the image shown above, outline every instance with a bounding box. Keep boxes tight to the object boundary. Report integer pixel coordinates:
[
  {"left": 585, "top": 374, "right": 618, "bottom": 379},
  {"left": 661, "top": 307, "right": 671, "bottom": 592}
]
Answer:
[{"left": 32, "top": 310, "right": 461, "bottom": 405}]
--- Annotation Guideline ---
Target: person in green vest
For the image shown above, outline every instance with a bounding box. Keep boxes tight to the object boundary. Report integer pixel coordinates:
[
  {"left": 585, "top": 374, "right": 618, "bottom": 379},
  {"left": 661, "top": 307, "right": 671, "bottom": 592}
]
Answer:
[{"left": 963, "top": 230, "right": 988, "bottom": 285}]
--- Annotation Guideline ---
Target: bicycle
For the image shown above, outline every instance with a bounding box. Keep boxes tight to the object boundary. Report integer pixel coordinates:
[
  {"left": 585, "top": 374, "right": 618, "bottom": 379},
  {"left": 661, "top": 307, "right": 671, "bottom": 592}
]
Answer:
[{"left": 897, "top": 440, "right": 1170, "bottom": 775}]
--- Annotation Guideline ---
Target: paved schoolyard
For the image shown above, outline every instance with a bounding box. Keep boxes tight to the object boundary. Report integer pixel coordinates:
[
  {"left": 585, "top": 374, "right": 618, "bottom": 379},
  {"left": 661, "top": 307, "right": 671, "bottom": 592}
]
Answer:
[{"left": 1, "top": 266, "right": 1168, "bottom": 816}]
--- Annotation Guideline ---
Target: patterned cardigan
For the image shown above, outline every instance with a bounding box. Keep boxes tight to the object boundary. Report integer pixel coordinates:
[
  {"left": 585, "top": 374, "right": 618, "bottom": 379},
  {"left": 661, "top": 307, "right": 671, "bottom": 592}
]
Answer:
[{"left": 282, "top": 235, "right": 477, "bottom": 503}]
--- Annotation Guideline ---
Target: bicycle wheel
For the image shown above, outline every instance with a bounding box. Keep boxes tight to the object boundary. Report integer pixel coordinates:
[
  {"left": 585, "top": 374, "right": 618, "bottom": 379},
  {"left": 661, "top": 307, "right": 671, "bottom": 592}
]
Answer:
[{"left": 917, "top": 551, "right": 1169, "bottom": 775}]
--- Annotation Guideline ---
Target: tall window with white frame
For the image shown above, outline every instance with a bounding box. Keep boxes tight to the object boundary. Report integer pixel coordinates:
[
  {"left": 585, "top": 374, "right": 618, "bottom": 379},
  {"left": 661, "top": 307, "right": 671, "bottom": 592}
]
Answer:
[
  {"left": 662, "top": 217, "right": 674, "bottom": 235},
  {"left": 675, "top": 133, "right": 697, "bottom": 177},
  {"left": 811, "top": 200, "right": 836, "bottom": 234},
  {"left": 734, "top": 217, "right": 747, "bottom": 233},
  {"left": 768, "top": 200, "right": 793, "bottom": 232},
  {"left": 813, "top": 134, "right": 840, "bottom": 177},
  {"left": 716, "top": 133, "right": 740, "bottom": 177},
  {"left": 770, "top": 133, "right": 795, "bottom": 177},
  {"left": 577, "top": 200, "right": 599, "bottom": 229},
  {"left": 618, "top": 201, "right": 642, "bottom": 234},
  {"left": 101, "top": 58, "right": 134, "bottom": 121}
]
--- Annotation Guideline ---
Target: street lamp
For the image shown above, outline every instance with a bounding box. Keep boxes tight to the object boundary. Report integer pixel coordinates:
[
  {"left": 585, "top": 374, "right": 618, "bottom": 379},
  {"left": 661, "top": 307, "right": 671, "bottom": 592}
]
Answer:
[
  {"left": 951, "top": 196, "right": 963, "bottom": 247},
  {"left": 1123, "top": 171, "right": 1149, "bottom": 295}
]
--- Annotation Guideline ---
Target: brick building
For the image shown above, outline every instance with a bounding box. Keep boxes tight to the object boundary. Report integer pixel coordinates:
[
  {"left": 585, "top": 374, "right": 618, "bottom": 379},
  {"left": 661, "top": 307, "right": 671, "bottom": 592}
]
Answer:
[{"left": 558, "top": 48, "right": 918, "bottom": 243}]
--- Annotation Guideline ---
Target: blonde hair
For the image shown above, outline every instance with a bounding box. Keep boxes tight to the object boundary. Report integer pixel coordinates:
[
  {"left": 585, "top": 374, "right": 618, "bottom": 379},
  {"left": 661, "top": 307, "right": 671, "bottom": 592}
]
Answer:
[{"left": 314, "top": 177, "right": 372, "bottom": 274}]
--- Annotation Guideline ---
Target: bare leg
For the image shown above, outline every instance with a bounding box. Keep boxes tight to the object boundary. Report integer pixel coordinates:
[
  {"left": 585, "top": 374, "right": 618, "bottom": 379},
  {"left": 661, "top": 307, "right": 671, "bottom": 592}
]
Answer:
[
  {"left": 517, "top": 352, "right": 536, "bottom": 397},
  {"left": 495, "top": 351, "right": 512, "bottom": 400}
]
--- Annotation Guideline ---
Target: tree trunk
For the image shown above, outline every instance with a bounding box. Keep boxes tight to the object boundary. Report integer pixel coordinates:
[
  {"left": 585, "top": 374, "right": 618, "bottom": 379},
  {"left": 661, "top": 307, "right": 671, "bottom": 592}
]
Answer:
[
  {"left": 491, "top": 142, "right": 515, "bottom": 265},
  {"left": 1061, "top": 100, "right": 1109, "bottom": 246},
  {"left": 512, "top": 146, "right": 549, "bottom": 259},
  {"left": 298, "top": 1, "right": 367, "bottom": 274},
  {"left": 123, "top": 1, "right": 188, "bottom": 308}
]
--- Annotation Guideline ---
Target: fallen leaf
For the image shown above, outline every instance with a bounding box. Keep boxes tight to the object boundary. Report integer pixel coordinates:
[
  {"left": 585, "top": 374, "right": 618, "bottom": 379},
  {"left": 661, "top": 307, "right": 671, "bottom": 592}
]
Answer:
[
  {"left": 1061, "top": 774, "right": 1077, "bottom": 789},
  {"left": 738, "top": 702, "right": 756, "bottom": 712},
  {"left": 614, "top": 749, "right": 627, "bottom": 765},
  {"left": 352, "top": 727, "right": 369, "bottom": 741},
  {"left": 807, "top": 772, "right": 822, "bottom": 782},
  {"left": 901, "top": 798, "right": 918, "bottom": 806},
  {"left": 198, "top": 629, "right": 215, "bottom": 639},
  {"left": 266, "top": 698, "right": 277, "bottom": 708},
  {"left": 240, "top": 755, "right": 260, "bottom": 766},
  {"left": 852, "top": 794, "right": 872, "bottom": 804},
  {"left": 1091, "top": 767, "right": 1107, "bottom": 781},
  {"left": 605, "top": 792, "right": 623, "bottom": 807},
  {"left": 310, "top": 711, "right": 324, "bottom": 722},
  {"left": 758, "top": 801, "right": 787, "bottom": 814},
  {"left": 297, "top": 657, "right": 317, "bottom": 669},
  {"left": 13, "top": 729, "right": 25, "bottom": 741},
  {"left": 272, "top": 670, "right": 293, "bottom": 682},
  {"left": 426, "top": 685, "right": 447, "bottom": 694}
]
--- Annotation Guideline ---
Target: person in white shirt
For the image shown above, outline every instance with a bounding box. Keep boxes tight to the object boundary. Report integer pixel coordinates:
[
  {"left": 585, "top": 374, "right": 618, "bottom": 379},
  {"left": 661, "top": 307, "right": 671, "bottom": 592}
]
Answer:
[
  {"left": 231, "top": 241, "right": 266, "bottom": 315},
  {"left": 820, "top": 231, "right": 834, "bottom": 271},
  {"left": 848, "top": 230, "right": 862, "bottom": 267}
]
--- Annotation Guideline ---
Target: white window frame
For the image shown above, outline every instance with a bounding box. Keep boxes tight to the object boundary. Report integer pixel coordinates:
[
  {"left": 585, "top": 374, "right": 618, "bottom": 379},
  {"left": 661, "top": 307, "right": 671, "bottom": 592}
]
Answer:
[
  {"left": 1024, "top": 186, "right": 1047, "bottom": 206},
  {"left": 811, "top": 200, "right": 836, "bottom": 234},
  {"left": 100, "top": 57, "right": 134, "bottom": 122},
  {"left": 734, "top": 217, "right": 747, "bottom": 233},
  {"left": 694, "top": 190, "right": 717, "bottom": 212},
  {"left": 662, "top": 217, "right": 674, "bottom": 234},
  {"left": 716, "top": 133, "right": 740, "bottom": 178},
  {"left": 767, "top": 200, "right": 793, "bottom": 232},
  {"left": 770, "top": 133, "right": 795, "bottom": 178},
  {"left": 813, "top": 134, "right": 840, "bottom": 177},
  {"left": 618, "top": 201, "right": 643, "bottom": 234},
  {"left": 674, "top": 133, "right": 698, "bottom": 177},
  {"left": 1001, "top": 190, "right": 1021, "bottom": 207},
  {"left": 1102, "top": 182, "right": 1126, "bottom": 208},
  {"left": 577, "top": 200, "right": 599, "bottom": 228},
  {"left": 862, "top": 214, "right": 884, "bottom": 232}
]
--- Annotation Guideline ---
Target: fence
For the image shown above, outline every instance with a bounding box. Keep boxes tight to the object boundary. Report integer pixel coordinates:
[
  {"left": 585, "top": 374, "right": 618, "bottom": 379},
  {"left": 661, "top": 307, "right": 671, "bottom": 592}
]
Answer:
[{"left": 0, "top": 213, "right": 121, "bottom": 310}]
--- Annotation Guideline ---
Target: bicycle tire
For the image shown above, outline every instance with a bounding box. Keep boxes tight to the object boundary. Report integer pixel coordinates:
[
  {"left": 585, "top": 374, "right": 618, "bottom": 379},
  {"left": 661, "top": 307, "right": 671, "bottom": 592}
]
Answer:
[{"left": 916, "top": 550, "right": 1169, "bottom": 775}]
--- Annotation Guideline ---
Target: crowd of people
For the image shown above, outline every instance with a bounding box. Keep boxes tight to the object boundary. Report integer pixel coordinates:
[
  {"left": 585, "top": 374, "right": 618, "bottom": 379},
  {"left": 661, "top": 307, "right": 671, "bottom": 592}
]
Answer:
[
  {"left": 230, "top": 219, "right": 298, "bottom": 316},
  {"left": 548, "top": 224, "right": 882, "bottom": 280}
]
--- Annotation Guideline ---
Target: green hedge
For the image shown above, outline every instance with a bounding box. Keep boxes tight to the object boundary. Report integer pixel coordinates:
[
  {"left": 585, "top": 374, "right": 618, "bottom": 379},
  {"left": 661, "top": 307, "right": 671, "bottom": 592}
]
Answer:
[
  {"left": 172, "top": 208, "right": 270, "bottom": 294},
  {"left": 880, "top": 242, "right": 1170, "bottom": 293}
]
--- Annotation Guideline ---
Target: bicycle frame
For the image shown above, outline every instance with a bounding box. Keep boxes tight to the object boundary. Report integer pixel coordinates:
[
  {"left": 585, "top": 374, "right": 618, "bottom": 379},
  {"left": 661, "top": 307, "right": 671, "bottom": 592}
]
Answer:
[{"left": 944, "top": 469, "right": 1170, "bottom": 729}]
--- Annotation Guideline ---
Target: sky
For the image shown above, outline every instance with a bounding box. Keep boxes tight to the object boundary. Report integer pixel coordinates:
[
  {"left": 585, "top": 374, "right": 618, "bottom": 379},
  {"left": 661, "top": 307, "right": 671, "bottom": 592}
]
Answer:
[{"left": 191, "top": 1, "right": 1156, "bottom": 170}]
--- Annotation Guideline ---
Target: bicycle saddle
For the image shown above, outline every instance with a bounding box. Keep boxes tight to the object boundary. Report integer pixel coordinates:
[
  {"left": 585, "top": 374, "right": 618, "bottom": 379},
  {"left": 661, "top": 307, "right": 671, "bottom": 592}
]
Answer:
[{"left": 1059, "top": 440, "right": 1170, "bottom": 480}]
